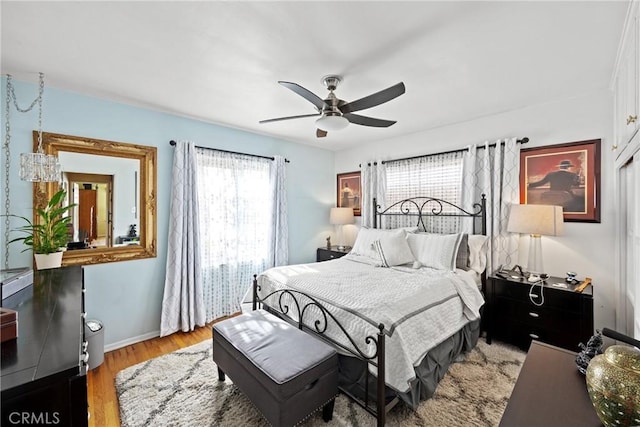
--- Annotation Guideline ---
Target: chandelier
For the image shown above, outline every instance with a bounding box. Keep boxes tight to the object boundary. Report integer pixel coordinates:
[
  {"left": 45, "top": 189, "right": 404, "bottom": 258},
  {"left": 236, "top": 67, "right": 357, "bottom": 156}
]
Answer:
[{"left": 5, "top": 72, "right": 61, "bottom": 182}]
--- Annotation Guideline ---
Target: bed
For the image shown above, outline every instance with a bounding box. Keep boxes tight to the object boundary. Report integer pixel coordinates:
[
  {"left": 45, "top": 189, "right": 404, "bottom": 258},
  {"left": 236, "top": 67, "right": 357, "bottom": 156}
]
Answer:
[{"left": 251, "top": 196, "right": 488, "bottom": 426}]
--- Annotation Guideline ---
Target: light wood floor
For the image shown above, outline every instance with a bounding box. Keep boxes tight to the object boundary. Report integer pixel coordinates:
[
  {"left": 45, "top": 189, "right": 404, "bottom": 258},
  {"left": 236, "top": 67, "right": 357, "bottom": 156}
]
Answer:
[{"left": 87, "top": 323, "right": 214, "bottom": 427}]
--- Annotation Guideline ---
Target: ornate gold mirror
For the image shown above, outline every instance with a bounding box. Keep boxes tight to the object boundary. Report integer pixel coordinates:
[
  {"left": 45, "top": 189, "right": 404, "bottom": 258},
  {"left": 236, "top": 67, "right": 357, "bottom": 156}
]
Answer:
[{"left": 34, "top": 132, "right": 157, "bottom": 266}]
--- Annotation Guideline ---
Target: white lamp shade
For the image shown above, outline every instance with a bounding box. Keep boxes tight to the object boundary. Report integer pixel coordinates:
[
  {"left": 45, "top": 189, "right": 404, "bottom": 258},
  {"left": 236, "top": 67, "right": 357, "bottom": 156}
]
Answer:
[
  {"left": 330, "top": 207, "right": 354, "bottom": 225},
  {"left": 507, "top": 204, "right": 564, "bottom": 236},
  {"left": 316, "top": 115, "right": 349, "bottom": 132}
]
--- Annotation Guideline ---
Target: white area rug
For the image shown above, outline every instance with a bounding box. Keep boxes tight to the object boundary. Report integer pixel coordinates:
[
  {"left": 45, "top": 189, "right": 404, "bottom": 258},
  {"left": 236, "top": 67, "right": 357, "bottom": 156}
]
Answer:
[{"left": 116, "top": 338, "right": 525, "bottom": 426}]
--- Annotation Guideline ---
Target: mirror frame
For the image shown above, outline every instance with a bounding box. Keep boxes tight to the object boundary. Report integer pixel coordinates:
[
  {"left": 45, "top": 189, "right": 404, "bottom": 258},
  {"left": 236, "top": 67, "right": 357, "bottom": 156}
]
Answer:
[{"left": 33, "top": 131, "right": 157, "bottom": 266}]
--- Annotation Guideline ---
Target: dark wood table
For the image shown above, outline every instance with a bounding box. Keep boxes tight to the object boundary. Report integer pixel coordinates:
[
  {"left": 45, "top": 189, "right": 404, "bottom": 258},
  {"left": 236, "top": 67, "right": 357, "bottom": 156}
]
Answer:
[{"left": 500, "top": 340, "right": 601, "bottom": 427}]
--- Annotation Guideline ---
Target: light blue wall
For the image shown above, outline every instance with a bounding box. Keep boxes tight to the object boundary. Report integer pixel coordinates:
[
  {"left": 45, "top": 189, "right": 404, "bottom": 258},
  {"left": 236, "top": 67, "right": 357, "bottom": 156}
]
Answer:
[{"left": 1, "top": 78, "right": 335, "bottom": 348}]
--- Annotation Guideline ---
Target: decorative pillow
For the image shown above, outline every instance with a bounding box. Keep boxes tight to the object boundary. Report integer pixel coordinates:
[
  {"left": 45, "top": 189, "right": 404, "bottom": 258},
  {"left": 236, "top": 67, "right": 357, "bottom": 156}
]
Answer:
[
  {"left": 351, "top": 228, "right": 408, "bottom": 261},
  {"left": 468, "top": 234, "right": 489, "bottom": 274},
  {"left": 406, "top": 233, "right": 463, "bottom": 271},
  {"left": 417, "top": 232, "right": 469, "bottom": 270},
  {"left": 373, "top": 233, "right": 415, "bottom": 267}
]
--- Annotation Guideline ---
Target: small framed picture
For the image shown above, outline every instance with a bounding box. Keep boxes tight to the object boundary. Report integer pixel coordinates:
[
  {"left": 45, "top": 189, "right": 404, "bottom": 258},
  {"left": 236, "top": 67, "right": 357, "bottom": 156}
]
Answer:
[
  {"left": 336, "top": 171, "right": 361, "bottom": 216},
  {"left": 520, "top": 139, "right": 601, "bottom": 222}
]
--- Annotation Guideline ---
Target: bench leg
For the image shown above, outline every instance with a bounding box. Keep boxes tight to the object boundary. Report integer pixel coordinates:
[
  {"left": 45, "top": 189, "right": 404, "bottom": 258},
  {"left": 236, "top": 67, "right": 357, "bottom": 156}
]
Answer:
[
  {"left": 322, "top": 398, "right": 335, "bottom": 422},
  {"left": 217, "top": 367, "right": 226, "bottom": 381}
]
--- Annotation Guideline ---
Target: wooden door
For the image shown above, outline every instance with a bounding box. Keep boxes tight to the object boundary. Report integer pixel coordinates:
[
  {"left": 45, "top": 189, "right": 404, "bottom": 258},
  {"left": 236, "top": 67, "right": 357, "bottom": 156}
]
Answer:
[{"left": 78, "top": 189, "right": 97, "bottom": 241}]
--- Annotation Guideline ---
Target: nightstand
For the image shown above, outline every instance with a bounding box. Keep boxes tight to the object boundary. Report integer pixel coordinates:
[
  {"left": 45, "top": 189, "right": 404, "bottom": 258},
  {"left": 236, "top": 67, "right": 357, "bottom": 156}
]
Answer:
[
  {"left": 485, "top": 274, "right": 594, "bottom": 352},
  {"left": 316, "top": 247, "right": 350, "bottom": 262}
]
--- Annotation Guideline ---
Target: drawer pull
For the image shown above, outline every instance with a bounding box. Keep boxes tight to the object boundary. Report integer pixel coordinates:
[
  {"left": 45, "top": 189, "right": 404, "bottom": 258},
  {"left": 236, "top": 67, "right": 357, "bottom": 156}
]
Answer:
[
  {"left": 529, "top": 333, "right": 540, "bottom": 339},
  {"left": 528, "top": 312, "right": 539, "bottom": 318},
  {"left": 528, "top": 293, "right": 540, "bottom": 299},
  {"left": 627, "top": 115, "right": 638, "bottom": 125}
]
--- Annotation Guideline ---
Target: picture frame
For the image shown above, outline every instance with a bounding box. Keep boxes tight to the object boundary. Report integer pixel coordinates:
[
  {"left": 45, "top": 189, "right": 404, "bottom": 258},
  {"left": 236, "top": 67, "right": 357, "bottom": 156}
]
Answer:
[
  {"left": 336, "top": 171, "right": 361, "bottom": 216},
  {"left": 520, "top": 139, "right": 601, "bottom": 223}
]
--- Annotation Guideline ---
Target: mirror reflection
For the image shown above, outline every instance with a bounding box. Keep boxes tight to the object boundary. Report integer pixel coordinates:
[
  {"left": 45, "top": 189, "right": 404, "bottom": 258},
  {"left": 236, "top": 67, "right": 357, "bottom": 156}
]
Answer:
[{"left": 59, "top": 151, "right": 140, "bottom": 249}]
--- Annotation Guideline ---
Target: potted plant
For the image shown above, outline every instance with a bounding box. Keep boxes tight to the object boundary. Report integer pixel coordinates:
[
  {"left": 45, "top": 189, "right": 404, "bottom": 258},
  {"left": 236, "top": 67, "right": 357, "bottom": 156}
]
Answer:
[{"left": 8, "top": 189, "right": 75, "bottom": 270}]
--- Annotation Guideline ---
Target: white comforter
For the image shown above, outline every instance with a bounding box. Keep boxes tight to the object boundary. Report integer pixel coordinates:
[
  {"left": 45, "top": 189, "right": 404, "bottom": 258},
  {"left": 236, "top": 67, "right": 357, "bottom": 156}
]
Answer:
[{"left": 255, "top": 254, "right": 484, "bottom": 392}]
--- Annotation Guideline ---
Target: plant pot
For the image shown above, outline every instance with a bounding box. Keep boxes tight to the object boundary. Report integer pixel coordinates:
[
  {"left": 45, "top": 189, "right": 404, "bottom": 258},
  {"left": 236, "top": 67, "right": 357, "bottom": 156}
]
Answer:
[
  {"left": 586, "top": 344, "right": 640, "bottom": 426},
  {"left": 34, "top": 252, "right": 64, "bottom": 270}
]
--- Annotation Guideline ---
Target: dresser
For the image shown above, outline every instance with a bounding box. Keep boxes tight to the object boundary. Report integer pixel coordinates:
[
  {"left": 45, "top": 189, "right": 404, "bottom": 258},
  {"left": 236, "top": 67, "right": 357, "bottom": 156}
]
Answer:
[
  {"left": 316, "top": 246, "right": 350, "bottom": 262},
  {"left": 1, "top": 266, "right": 88, "bottom": 426},
  {"left": 486, "top": 274, "right": 594, "bottom": 352}
]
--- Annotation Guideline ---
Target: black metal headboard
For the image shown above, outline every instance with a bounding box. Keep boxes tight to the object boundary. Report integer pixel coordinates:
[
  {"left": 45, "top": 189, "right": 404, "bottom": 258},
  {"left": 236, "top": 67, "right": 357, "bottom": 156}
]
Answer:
[{"left": 373, "top": 195, "right": 487, "bottom": 235}]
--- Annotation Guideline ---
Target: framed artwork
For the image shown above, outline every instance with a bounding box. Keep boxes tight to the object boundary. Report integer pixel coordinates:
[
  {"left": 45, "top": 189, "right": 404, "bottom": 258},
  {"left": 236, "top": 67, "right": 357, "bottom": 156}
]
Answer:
[
  {"left": 520, "top": 139, "right": 601, "bottom": 223},
  {"left": 336, "top": 171, "right": 361, "bottom": 216}
]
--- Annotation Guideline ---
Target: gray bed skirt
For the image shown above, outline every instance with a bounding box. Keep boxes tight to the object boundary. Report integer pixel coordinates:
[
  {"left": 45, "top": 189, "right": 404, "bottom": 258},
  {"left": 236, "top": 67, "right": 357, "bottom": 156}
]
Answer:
[{"left": 338, "top": 318, "right": 481, "bottom": 410}]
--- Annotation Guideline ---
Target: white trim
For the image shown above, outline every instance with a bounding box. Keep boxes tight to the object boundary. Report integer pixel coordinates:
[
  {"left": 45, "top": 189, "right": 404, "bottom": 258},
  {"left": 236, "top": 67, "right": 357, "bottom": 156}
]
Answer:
[{"left": 104, "top": 330, "right": 160, "bottom": 353}]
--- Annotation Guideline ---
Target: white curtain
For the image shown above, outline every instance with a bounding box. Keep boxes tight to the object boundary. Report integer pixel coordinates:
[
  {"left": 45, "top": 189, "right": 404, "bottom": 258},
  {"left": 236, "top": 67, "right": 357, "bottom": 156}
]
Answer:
[
  {"left": 196, "top": 149, "right": 286, "bottom": 321},
  {"left": 270, "top": 156, "right": 288, "bottom": 267},
  {"left": 462, "top": 138, "right": 520, "bottom": 274},
  {"left": 160, "top": 141, "right": 206, "bottom": 336},
  {"left": 361, "top": 161, "right": 387, "bottom": 228}
]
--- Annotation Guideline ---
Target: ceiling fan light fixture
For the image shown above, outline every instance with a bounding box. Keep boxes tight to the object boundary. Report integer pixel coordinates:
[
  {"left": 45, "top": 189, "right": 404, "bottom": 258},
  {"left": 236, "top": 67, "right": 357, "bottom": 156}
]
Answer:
[{"left": 315, "top": 115, "right": 349, "bottom": 132}]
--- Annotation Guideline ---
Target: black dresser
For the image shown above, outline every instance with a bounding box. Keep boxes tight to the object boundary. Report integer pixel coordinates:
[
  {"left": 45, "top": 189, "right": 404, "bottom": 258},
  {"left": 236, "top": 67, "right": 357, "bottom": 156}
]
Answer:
[
  {"left": 486, "top": 274, "right": 594, "bottom": 352},
  {"left": 1, "top": 266, "right": 88, "bottom": 426}
]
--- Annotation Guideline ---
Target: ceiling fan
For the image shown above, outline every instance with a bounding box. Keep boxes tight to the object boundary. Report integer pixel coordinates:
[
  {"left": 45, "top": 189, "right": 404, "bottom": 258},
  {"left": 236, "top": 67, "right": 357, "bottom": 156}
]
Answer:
[{"left": 260, "top": 75, "right": 405, "bottom": 138}]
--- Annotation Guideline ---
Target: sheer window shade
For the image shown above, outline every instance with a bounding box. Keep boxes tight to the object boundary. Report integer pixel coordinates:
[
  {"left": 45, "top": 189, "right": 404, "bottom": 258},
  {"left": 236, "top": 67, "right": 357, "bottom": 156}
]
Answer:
[
  {"left": 384, "top": 151, "right": 464, "bottom": 232},
  {"left": 196, "top": 149, "right": 272, "bottom": 321}
]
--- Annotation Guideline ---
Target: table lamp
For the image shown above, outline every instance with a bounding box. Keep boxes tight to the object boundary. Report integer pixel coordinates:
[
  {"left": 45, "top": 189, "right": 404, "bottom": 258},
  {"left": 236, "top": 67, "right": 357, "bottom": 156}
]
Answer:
[
  {"left": 507, "top": 204, "right": 564, "bottom": 277},
  {"left": 330, "top": 207, "right": 354, "bottom": 250}
]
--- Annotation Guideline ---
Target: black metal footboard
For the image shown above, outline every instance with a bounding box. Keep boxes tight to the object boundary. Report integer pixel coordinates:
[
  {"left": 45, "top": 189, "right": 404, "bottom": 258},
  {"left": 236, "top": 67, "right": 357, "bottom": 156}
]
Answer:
[{"left": 252, "top": 275, "right": 396, "bottom": 426}]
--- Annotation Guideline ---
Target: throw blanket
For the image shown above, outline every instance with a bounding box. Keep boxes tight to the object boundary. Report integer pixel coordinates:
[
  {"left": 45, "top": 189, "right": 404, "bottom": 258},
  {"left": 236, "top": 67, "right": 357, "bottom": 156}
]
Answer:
[{"left": 256, "top": 255, "right": 484, "bottom": 392}]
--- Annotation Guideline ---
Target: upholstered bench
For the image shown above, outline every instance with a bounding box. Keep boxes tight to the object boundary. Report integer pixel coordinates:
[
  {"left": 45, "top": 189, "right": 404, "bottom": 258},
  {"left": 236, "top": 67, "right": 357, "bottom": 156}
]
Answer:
[{"left": 212, "top": 309, "right": 338, "bottom": 426}]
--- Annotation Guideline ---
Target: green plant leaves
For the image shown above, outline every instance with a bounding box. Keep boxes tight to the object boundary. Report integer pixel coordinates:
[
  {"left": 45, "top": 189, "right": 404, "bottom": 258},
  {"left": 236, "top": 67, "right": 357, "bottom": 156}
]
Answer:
[{"left": 5, "top": 189, "right": 76, "bottom": 254}]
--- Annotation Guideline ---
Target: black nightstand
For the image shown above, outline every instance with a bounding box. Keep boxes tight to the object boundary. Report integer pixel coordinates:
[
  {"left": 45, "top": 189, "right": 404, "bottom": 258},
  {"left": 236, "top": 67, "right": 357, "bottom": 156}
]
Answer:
[
  {"left": 485, "top": 274, "right": 594, "bottom": 352},
  {"left": 316, "top": 247, "right": 350, "bottom": 262}
]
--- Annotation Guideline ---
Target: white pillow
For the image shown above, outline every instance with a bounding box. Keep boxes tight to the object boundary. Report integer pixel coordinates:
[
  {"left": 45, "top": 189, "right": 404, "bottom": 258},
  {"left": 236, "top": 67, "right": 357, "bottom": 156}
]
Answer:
[
  {"left": 352, "top": 228, "right": 407, "bottom": 261},
  {"left": 406, "top": 233, "right": 463, "bottom": 271},
  {"left": 468, "top": 234, "right": 489, "bottom": 274},
  {"left": 351, "top": 227, "right": 421, "bottom": 262},
  {"left": 373, "top": 233, "right": 415, "bottom": 267}
]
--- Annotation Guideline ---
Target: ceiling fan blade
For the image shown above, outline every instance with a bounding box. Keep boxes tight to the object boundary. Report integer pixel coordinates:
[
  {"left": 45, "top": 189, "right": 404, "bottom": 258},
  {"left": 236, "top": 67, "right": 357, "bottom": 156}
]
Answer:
[
  {"left": 278, "top": 81, "right": 327, "bottom": 111},
  {"left": 316, "top": 129, "right": 327, "bottom": 138},
  {"left": 343, "top": 113, "right": 396, "bottom": 128},
  {"left": 259, "top": 113, "right": 321, "bottom": 124},
  {"left": 339, "top": 82, "right": 405, "bottom": 114}
]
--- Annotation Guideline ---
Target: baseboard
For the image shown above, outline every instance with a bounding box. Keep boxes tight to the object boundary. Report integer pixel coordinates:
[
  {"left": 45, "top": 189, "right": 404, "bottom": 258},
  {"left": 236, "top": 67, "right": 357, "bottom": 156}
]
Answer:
[{"left": 105, "top": 330, "right": 160, "bottom": 353}]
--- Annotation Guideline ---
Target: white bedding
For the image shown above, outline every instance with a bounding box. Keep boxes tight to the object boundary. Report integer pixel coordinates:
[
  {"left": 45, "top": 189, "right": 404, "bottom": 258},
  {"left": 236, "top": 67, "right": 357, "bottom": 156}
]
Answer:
[{"left": 255, "top": 254, "right": 484, "bottom": 392}]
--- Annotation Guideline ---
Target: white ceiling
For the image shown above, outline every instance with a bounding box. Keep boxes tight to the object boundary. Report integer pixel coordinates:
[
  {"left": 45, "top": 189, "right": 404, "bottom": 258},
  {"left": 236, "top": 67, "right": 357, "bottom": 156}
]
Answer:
[{"left": 1, "top": 1, "right": 630, "bottom": 151}]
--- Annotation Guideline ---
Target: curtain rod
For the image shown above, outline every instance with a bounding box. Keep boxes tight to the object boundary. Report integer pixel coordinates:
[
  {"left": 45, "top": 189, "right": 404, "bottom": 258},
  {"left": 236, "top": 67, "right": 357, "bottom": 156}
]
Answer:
[
  {"left": 372, "top": 137, "right": 529, "bottom": 166},
  {"left": 169, "top": 140, "right": 290, "bottom": 163}
]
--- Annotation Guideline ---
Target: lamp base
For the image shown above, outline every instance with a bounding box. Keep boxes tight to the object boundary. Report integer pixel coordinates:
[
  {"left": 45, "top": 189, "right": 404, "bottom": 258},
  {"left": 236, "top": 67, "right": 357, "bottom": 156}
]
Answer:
[{"left": 527, "top": 234, "right": 544, "bottom": 276}]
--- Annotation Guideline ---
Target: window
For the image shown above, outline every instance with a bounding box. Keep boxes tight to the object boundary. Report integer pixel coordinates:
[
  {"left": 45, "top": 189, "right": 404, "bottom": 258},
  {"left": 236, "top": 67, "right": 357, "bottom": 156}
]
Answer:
[
  {"left": 385, "top": 151, "right": 464, "bottom": 208},
  {"left": 383, "top": 151, "right": 464, "bottom": 232},
  {"left": 196, "top": 149, "right": 273, "bottom": 320}
]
